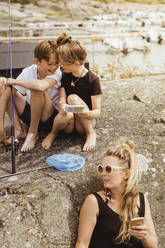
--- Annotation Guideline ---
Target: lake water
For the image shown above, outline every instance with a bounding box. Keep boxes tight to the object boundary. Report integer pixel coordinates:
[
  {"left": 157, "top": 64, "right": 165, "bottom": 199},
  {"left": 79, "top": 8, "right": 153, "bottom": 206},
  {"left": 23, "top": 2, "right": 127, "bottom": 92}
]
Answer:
[{"left": 85, "top": 39, "right": 165, "bottom": 80}]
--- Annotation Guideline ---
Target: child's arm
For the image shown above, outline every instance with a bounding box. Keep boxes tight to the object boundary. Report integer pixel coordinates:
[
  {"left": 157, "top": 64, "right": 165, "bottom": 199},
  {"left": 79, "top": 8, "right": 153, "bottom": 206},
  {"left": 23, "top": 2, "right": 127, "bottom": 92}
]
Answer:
[
  {"left": 58, "top": 87, "right": 67, "bottom": 113},
  {"left": 77, "top": 95, "right": 102, "bottom": 120},
  {"left": 6, "top": 77, "right": 57, "bottom": 92}
]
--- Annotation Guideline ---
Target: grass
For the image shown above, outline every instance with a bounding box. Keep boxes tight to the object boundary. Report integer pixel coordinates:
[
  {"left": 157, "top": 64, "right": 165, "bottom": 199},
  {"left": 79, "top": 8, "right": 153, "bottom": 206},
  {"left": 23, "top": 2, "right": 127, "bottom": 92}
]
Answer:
[
  {"left": 1, "top": 0, "right": 38, "bottom": 5},
  {"left": 91, "top": 57, "right": 156, "bottom": 81},
  {"left": 96, "top": 0, "right": 165, "bottom": 3}
]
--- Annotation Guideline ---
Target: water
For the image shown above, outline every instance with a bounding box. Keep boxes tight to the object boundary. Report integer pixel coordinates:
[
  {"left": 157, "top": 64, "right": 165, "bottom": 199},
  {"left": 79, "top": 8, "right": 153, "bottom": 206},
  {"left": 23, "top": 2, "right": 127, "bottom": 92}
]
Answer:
[{"left": 85, "top": 39, "right": 165, "bottom": 79}]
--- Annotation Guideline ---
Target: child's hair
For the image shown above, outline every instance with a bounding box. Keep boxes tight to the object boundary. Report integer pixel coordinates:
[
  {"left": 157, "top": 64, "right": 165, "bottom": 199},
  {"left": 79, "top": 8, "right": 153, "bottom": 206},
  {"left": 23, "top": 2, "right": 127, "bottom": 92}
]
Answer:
[
  {"left": 34, "top": 40, "right": 57, "bottom": 62},
  {"left": 56, "top": 32, "right": 87, "bottom": 65},
  {"left": 104, "top": 138, "right": 141, "bottom": 243}
]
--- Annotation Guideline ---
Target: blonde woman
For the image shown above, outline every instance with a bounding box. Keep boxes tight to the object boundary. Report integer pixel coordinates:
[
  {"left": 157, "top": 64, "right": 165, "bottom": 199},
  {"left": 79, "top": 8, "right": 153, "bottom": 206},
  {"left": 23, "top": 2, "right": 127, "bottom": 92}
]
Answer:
[
  {"left": 75, "top": 138, "right": 158, "bottom": 248},
  {"left": 44, "top": 33, "right": 102, "bottom": 151}
]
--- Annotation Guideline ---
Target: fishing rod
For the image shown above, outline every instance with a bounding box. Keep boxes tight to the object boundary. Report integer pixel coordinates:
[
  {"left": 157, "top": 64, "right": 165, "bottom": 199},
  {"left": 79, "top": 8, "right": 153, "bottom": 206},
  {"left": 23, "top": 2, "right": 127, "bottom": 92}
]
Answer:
[
  {"left": 0, "top": 165, "right": 52, "bottom": 179},
  {"left": 7, "top": 0, "right": 19, "bottom": 173}
]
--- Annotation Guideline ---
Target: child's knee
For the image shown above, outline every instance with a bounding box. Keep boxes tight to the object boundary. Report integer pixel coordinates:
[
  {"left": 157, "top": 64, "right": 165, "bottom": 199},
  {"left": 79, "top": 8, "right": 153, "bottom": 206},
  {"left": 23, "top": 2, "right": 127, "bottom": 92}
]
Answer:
[
  {"left": 67, "top": 94, "right": 79, "bottom": 104},
  {"left": 64, "top": 112, "right": 74, "bottom": 122},
  {"left": 0, "top": 85, "right": 11, "bottom": 99}
]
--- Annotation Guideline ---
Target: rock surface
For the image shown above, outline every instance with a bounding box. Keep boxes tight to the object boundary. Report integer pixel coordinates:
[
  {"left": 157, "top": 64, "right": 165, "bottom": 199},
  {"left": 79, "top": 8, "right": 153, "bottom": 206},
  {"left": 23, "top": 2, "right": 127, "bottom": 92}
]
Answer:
[{"left": 0, "top": 75, "right": 165, "bottom": 247}]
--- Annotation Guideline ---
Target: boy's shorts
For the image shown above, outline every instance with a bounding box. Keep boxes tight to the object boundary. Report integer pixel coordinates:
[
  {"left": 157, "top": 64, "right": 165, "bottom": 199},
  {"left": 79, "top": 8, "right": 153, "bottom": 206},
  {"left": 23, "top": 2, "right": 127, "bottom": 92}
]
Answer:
[{"left": 20, "top": 102, "right": 58, "bottom": 133}]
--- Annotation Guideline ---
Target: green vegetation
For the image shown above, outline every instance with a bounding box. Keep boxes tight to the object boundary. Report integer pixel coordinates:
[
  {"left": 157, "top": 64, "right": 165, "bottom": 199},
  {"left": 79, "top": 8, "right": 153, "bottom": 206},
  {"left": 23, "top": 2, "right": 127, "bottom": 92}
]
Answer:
[
  {"left": 126, "top": 0, "right": 165, "bottom": 3},
  {"left": 42, "top": 8, "right": 61, "bottom": 17},
  {"left": 96, "top": 0, "right": 165, "bottom": 3},
  {"left": 1, "top": 0, "right": 38, "bottom": 5}
]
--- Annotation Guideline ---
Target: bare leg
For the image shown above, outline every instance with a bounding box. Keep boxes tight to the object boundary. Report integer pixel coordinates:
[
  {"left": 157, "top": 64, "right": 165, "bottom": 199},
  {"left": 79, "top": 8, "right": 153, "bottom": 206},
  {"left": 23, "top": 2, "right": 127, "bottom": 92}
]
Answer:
[
  {"left": 0, "top": 86, "right": 9, "bottom": 144},
  {"left": 21, "top": 90, "right": 54, "bottom": 152},
  {"left": 0, "top": 86, "right": 26, "bottom": 144},
  {"left": 42, "top": 112, "right": 74, "bottom": 149},
  {"left": 75, "top": 117, "right": 96, "bottom": 152},
  {"left": 67, "top": 94, "right": 96, "bottom": 151},
  {"left": 6, "top": 90, "right": 27, "bottom": 142}
]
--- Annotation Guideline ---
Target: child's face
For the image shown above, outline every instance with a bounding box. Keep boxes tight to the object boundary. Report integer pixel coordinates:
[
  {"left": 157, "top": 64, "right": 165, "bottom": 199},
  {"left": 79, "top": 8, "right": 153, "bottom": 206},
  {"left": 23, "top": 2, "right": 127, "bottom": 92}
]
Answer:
[
  {"left": 36, "top": 53, "right": 59, "bottom": 77},
  {"left": 59, "top": 56, "right": 78, "bottom": 73}
]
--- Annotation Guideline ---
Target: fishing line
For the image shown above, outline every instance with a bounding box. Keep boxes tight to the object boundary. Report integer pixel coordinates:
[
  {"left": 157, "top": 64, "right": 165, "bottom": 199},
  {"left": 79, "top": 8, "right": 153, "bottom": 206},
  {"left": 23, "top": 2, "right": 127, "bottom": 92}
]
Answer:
[{"left": 8, "top": 0, "right": 16, "bottom": 173}]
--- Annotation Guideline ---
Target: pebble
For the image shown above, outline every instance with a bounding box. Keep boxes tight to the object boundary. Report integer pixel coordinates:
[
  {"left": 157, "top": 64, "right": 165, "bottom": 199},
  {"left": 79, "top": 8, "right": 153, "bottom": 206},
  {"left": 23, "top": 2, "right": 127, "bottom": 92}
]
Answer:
[{"left": 7, "top": 176, "right": 18, "bottom": 182}]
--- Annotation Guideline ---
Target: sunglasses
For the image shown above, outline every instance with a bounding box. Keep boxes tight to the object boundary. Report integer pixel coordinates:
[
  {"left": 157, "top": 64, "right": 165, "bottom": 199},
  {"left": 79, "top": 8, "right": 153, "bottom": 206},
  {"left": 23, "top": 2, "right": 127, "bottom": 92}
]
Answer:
[{"left": 97, "top": 165, "right": 127, "bottom": 174}]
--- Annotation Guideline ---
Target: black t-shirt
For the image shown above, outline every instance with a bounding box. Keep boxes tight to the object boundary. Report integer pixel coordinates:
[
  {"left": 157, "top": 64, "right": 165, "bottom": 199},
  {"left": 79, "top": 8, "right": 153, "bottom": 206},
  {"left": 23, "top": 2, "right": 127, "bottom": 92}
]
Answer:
[
  {"left": 89, "top": 192, "right": 145, "bottom": 248},
  {"left": 61, "top": 70, "right": 102, "bottom": 110}
]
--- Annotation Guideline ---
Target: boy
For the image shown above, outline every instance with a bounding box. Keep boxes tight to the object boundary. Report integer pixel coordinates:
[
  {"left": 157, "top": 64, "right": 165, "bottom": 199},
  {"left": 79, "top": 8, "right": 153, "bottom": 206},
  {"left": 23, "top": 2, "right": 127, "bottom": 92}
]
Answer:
[{"left": 0, "top": 40, "right": 73, "bottom": 152}]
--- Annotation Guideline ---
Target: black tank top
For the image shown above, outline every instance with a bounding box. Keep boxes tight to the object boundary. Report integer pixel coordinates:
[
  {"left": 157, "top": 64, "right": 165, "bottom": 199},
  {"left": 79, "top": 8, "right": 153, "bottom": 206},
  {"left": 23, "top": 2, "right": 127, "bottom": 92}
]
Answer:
[{"left": 89, "top": 192, "right": 145, "bottom": 248}]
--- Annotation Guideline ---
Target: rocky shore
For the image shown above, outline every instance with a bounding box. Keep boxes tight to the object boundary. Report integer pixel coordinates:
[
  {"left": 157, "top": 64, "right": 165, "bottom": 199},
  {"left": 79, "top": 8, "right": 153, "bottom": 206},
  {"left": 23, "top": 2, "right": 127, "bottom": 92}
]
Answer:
[
  {"left": 0, "top": 2, "right": 165, "bottom": 247},
  {"left": 0, "top": 75, "right": 165, "bottom": 247}
]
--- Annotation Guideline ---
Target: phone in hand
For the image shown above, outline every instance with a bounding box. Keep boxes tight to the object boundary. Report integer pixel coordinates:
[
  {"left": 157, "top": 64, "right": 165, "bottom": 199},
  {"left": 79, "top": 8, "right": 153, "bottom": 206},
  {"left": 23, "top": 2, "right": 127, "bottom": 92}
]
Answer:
[
  {"left": 65, "top": 105, "right": 84, "bottom": 113},
  {"left": 131, "top": 217, "right": 144, "bottom": 228}
]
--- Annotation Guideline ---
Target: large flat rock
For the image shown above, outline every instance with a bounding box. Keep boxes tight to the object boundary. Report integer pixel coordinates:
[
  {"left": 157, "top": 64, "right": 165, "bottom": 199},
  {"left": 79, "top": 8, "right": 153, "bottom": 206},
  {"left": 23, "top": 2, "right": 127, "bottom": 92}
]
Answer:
[{"left": 0, "top": 75, "right": 165, "bottom": 247}]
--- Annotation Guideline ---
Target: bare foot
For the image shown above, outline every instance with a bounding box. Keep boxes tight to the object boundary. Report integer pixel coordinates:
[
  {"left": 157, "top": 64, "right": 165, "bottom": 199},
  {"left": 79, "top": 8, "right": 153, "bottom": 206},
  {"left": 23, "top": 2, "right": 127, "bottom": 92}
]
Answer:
[
  {"left": 7, "top": 128, "right": 27, "bottom": 144},
  {"left": 21, "top": 132, "right": 39, "bottom": 152},
  {"left": 42, "top": 132, "right": 57, "bottom": 150},
  {"left": 83, "top": 131, "right": 96, "bottom": 152}
]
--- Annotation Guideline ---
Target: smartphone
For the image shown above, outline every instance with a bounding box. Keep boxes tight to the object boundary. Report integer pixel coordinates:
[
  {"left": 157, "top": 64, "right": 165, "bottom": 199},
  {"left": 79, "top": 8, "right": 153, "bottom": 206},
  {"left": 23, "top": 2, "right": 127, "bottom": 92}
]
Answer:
[
  {"left": 65, "top": 105, "right": 84, "bottom": 113},
  {"left": 131, "top": 217, "right": 144, "bottom": 227}
]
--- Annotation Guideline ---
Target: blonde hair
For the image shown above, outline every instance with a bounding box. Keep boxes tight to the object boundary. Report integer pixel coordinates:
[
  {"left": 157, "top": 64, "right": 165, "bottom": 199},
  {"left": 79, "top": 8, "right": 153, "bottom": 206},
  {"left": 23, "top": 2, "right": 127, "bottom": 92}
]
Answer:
[
  {"left": 104, "top": 138, "right": 141, "bottom": 243},
  {"left": 56, "top": 32, "right": 87, "bottom": 65},
  {"left": 34, "top": 40, "right": 57, "bottom": 62}
]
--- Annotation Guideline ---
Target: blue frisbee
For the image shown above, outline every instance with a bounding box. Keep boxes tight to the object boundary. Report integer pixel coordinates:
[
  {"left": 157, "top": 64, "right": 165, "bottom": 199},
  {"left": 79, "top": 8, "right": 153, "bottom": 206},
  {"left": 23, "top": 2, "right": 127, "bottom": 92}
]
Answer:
[{"left": 46, "top": 153, "right": 85, "bottom": 172}]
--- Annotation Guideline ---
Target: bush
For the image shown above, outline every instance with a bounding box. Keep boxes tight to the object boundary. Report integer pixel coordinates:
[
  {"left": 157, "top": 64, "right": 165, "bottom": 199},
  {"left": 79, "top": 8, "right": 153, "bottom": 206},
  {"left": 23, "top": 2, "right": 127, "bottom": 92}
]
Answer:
[{"left": 1, "top": 0, "right": 38, "bottom": 5}]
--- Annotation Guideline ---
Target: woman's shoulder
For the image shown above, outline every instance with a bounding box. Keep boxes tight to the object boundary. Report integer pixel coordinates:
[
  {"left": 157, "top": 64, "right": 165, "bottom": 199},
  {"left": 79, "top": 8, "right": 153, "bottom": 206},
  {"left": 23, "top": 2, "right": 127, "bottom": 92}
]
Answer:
[{"left": 86, "top": 191, "right": 104, "bottom": 201}]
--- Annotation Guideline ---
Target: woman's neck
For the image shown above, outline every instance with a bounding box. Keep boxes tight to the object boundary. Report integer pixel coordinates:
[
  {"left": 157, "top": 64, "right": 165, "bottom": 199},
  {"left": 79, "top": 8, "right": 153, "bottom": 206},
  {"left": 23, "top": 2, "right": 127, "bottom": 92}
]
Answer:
[{"left": 108, "top": 188, "right": 124, "bottom": 202}]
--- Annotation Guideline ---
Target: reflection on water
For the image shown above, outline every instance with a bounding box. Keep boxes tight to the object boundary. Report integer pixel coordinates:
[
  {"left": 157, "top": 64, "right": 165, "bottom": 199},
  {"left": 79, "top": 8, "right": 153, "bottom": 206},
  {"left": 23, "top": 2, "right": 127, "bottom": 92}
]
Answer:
[
  {"left": 123, "top": 43, "right": 165, "bottom": 71},
  {"left": 85, "top": 40, "right": 165, "bottom": 79}
]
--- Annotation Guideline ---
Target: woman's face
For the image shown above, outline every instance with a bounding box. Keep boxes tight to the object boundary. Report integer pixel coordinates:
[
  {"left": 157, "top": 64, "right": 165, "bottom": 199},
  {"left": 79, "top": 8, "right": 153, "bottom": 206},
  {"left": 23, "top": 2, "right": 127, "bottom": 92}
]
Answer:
[{"left": 99, "top": 156, "right": 129, "bottom": 190}]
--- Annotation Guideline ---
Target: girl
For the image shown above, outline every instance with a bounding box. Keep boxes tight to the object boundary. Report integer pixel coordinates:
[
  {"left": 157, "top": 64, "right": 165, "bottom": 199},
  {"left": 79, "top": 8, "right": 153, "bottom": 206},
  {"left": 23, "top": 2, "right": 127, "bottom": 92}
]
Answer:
[{"left": 46, "top": 33, "right": 102, "bottom": 151}]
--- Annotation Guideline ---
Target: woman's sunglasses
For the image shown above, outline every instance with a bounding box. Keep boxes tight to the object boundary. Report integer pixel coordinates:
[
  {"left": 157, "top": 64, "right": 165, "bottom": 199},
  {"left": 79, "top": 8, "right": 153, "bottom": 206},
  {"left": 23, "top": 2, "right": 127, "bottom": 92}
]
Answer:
[{"left": 97, "top": 165, "right": 127, "bottom": 174}]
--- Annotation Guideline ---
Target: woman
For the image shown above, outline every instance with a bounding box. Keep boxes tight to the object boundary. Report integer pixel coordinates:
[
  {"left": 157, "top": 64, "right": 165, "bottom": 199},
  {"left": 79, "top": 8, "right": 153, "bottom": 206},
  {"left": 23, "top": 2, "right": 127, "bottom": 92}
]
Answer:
[{"left": 75, "top": 138, "right": 158, "bottom": 248}]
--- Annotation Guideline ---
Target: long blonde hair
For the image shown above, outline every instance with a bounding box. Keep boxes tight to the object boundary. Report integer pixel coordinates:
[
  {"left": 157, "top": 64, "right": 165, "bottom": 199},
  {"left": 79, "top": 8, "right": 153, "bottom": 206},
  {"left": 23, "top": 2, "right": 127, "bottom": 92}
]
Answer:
[
  {"left": 104, "top": 138, "right": 141, "bottom": 243},
  {"left": 56, "top": 32, "right": 87, "bottom": 65}
]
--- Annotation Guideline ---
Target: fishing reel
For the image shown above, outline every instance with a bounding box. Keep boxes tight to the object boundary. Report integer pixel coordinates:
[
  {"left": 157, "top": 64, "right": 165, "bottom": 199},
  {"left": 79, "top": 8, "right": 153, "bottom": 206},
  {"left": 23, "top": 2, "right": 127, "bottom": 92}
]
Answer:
[{"left": 5, "top": 139, "right": 19, "bottom": 155}]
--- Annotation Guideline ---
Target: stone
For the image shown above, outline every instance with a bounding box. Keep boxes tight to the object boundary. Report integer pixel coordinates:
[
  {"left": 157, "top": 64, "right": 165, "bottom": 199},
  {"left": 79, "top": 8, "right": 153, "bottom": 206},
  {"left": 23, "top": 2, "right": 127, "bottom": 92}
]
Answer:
[{"left": 0, "top": 75, "right": 165, "bottom": 247}]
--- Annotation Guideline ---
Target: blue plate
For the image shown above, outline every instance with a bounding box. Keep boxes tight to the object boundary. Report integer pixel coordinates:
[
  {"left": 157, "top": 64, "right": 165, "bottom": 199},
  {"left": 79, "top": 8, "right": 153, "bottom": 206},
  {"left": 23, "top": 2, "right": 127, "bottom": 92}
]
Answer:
[{"left": 46, "top": 153, "right": 85, "bottom": 172}]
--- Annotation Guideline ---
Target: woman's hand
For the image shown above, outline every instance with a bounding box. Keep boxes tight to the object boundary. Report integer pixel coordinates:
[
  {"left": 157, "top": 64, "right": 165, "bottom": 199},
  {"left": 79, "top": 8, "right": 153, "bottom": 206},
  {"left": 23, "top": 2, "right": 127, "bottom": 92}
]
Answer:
[{"left": 128, "top": 224, "right": 148, "bottom": 240}]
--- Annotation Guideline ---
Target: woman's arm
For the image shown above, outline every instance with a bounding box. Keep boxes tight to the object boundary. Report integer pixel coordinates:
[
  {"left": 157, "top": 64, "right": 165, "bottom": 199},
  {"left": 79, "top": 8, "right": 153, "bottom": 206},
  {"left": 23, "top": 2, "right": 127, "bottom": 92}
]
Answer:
[
  {"left": 6, "top": 77, "right": 57, "bottom": 92},
  {"left": 129, "top": 196, "right": 158, "bottom": 248},
  {"left": 77, "top": 94, "right": 102, "bottom": 120},
  {"left": 141, "top": 196, "right": 158, "bottom": 248},
  {"left": 75, "top": 194, "right": 99, "bottom": 248}
]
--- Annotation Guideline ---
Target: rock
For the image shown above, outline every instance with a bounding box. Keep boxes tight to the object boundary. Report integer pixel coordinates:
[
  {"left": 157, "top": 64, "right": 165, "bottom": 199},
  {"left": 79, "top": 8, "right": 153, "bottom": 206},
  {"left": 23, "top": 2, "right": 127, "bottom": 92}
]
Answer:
[{"left": 0, "top": 75, "right": 165, "bottom": 247}]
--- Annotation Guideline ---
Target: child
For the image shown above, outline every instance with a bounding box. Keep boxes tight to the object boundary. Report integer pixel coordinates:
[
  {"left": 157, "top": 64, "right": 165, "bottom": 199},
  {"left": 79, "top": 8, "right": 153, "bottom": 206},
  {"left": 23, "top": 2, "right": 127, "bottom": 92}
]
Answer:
[
  {"left": 45, "top": 33, "right": 102, "bottom": 151},
  {"left": 0, "top": 40, "right": 73, "bottom": 152}
]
